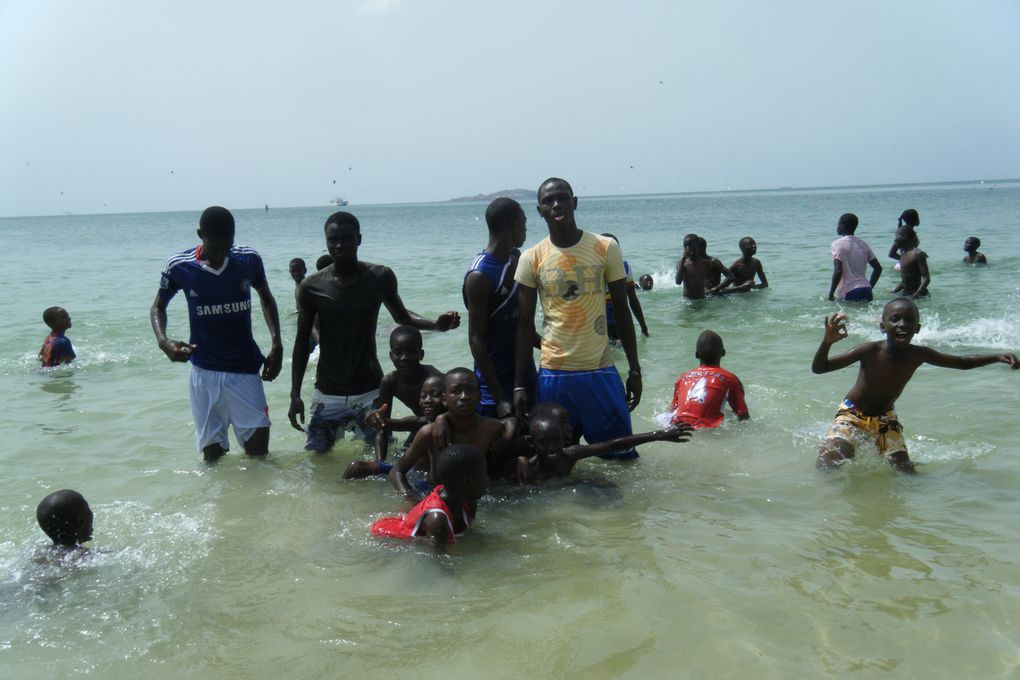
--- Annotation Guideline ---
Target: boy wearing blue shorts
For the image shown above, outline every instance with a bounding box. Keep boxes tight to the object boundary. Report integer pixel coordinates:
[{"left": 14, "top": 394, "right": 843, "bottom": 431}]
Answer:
[
  {"left": 151, "top": 206, "right": 283, "bottom": 462},
  {"left": 514, "top": 178, "right": 643, "bottom": 459}
]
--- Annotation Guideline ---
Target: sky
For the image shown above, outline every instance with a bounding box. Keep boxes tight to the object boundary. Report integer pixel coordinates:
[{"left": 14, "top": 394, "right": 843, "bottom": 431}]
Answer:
[{"left": 1, "top": 0, "right": 1019, "bottom": 217}]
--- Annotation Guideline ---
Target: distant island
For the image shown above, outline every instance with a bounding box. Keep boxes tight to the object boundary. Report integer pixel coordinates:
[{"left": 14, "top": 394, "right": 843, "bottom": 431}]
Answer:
[{"left": 448, "top": 188, "right": 534, "bottom": 203}]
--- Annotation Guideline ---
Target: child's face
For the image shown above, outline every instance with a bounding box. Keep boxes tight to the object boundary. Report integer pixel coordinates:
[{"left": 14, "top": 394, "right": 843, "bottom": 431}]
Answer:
[
  {"left": 638, "top": 275, "right": 653, "bottom": 291},
  {"left": 739, "top": 238, "right": 756, "bottom": 256},
  {"left": 683, "top": 238, "right": 697, "bottom": 257},
  {"left": 289, "top": 262, "right": 306, "bottom": 283},
  {"left": 443, "top": 372, "right": 481, "bottom": 416},
  {"left": 418, "top": 377, "right": 446, "bottom": 421},
  {"left": 881, "top": 301, "right": 921, "bottom": 348},
  {"left": 529, "top": 420, "right": 569, "bottom": 464},
  {"left": 964, "top": 237, "right": 978, "bottom": 252},
  {"left": 389, "top": 337, "right": 423, "bottom": 374}
]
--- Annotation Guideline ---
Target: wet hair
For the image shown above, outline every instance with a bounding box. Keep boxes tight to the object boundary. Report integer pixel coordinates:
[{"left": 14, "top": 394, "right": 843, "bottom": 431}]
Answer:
[
  {"left": 42, "top": 306, "right": 64, "bottom": 328},
  {"left": 695, "top": 330, "right": 724, "bottom": 360},
  {"left": 838, "top": 213, "right": 859, "bottom": 233},
  {"left": 324, "top": 211, "right": 360, "bottom": 234},
  {"left": 315, "top": 254, "right": 333, "bottom": 271},
  {"left": 36, "top": 489, "right": 90, "bottom": 547},
  {"left": 739, "top": 236, "right": 755, "bottom": 249},
  {"left": 538, "top": 177, "right": 574, "bottom": 196},
  {"left": 445, "top": 366, "right": 477, "bottom": 384},
  {"left": 435, "top": 444, "right": 487, "bottom": 487},
  {"left": 530, "top": 401, "right": 569, "bottom": 422},
  {"left": 485, "top": 198, "right": 524, "bottom": 233},
  {"left": 883, "top": 297, "right": 919, "bottom": 318},
  {"left": 199, "top": 206, "right": 235, "bottom": 238},
  {"left": 289, "top": 257, "right": 306, "bottom": 268},
  {"left": 899, "top": 209, "right": 920, "bottom": 228},
  {"left": 389, "top": 324, "right": 423, "bottom": 350},
  {"left": 966, "top": 236, "right": 981, "bottom": 249},
  {"left": 527, "top": 411, "right": 561, "bottom": 436}
]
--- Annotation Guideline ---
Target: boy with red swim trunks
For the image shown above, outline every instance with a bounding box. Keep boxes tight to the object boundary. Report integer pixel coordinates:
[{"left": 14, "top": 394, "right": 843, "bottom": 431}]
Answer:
[
  {"left": 670, "top": 330, "right": 749, "bottom": 429},
  {"left": 371, "top": 444, "right": 486, "bottom": 547}
]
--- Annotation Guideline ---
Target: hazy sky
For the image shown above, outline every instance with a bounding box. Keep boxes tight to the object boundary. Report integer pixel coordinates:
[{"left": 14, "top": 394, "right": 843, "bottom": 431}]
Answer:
[{"left": 2, "top": 0, "right": 1018, "bottom": 216}]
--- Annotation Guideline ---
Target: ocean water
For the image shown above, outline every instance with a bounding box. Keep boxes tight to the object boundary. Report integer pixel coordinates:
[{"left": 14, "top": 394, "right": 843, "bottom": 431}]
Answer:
[{"left": 1, "top": 181, "right": 1019, "bottom": 679}]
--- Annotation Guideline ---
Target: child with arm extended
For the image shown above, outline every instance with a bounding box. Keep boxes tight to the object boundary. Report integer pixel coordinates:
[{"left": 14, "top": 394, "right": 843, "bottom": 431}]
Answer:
[
  {"left": 516, "top": 412, "right": 692, "bottom": 484},
  {"left": 344, "top": 374, "right": 446, "bottom": 479},
  {"left": 372, "top": 444, "right": 487, "bottom": 548},
  {"left": 811, "top": 300, "right": 1018, "bottom": 473}
]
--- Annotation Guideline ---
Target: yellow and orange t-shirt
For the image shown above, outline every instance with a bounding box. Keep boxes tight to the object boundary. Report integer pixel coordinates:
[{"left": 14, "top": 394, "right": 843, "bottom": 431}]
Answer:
[{"left": 515, "top": 232, "right": 626, "bottom": 371}]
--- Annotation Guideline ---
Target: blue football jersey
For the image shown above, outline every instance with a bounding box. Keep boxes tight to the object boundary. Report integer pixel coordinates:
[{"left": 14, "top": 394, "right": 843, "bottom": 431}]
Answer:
[{"left": 158, "top": 245, "right": 266, "bottom": 373}]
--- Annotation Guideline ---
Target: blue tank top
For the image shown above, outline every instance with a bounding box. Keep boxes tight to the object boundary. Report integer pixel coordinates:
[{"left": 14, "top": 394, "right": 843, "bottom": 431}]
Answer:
[{"left": 463, "top": 250, "right": 527, "bottom": 405}]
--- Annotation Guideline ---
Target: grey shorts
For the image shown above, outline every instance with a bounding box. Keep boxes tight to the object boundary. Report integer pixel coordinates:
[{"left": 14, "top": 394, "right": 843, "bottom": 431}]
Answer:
[{"left": 305, "top": 388, "right": 379, "bottom": 452}]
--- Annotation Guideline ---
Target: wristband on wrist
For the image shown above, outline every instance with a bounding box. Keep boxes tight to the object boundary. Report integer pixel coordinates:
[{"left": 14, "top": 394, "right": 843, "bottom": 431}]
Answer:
[{"left": 513, "top": 386, "right": 528, "bottom": 392}]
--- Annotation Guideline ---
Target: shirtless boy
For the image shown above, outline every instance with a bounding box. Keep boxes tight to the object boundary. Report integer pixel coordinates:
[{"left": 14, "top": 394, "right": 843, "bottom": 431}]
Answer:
[
  {"left": 516, "top": 413, "right": 692, "bottom": 484},
  {"left": 345, "top": 374, "right": 445, "bottom": 479},
  {"left": 811, "top": 299, "right": 1018, "bottom": 472},
  {"left": 963, "top": 237, "right": 987, "bottom": 265},
  {"left": 389, "top": 368, "right": 511, "bottom": 501},
  {"left": 37, "top": 490, "right": 93, "bottom": 550},
  {"left": 675, "top": 234, "right": 731, "bottom": 299},
  {"left": 372, "top": 444, "right": 487, "bottom": 548},
  {"left": 891, "top": 230, "right": 930, "bottom": 298},
  {"left": 717, "top": 237, "right": 768, "bottom": 294}
]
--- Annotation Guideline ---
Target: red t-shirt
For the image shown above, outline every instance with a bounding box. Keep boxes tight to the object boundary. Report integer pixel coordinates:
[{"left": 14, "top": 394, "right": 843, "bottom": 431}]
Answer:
[
  {"left": 370, "top": 485, "right": 473, "bottom": 544},
  {"left": 669, "top": 366, "right": 748, "bottom": 429}
]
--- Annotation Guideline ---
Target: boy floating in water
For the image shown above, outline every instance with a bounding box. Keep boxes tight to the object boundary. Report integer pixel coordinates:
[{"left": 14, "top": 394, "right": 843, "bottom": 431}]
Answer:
[
  {"left": 516, "top": 410, "right": 692, "bottom": 484},
  {"left": 811, "top": 299, "right": 1018, "bottom": 473},
  {"left": 670, "top": 330, "right": 750, "bottom": 428},
  {"left": 372, "top": 444, "right": 486, "bottom": 547},
  {"left": 716, "top": 237, "right": 768, "bottom": 294},
  {"left": 891, "top": 229, "right": 930, "bottom": 298},
  {"left": 963, "top": 237, "right": 987, "bottom": 265},
  {"left": 39, "top": 306, "right": 76, "bottom": 367},
  {"left": 37, "top": 490, "right": 93, "bottom": 550},
  {"left": 638, "top": 274, "right": 654, "bottom": 291}
]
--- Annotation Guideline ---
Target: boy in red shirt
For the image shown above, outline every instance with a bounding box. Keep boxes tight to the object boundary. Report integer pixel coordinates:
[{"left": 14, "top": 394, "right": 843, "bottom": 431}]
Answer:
[{"left": 670, "top": 330, "right": 749, "bottom": 429}]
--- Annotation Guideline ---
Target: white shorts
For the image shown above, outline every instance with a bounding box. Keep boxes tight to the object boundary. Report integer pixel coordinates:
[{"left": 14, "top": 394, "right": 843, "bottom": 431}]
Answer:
[{"left": 189, "top": 365, "right": 270, "bottom": 452}]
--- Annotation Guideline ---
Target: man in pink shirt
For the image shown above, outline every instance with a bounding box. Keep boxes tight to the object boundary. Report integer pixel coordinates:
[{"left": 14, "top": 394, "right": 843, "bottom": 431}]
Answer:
[{"left": 828, "top": 213, "right": 882, "bottom": 303}]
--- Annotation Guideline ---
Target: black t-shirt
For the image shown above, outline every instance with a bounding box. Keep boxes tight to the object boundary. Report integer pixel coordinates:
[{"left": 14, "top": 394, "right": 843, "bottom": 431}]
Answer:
[{"left": 298, "top": 262, "right": 393, "bottom": 395}]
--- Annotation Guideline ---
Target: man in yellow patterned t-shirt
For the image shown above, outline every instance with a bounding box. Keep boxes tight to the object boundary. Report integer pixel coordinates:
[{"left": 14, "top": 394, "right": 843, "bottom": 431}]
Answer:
[{"left": 513, "top": 178, "right": 643, "bottom": 459}]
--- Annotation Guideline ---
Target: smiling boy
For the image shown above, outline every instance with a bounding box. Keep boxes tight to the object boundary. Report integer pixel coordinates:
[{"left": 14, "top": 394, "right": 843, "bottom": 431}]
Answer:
[{"left": 811, "top": 299, "right": 1018, "bottom": 472}]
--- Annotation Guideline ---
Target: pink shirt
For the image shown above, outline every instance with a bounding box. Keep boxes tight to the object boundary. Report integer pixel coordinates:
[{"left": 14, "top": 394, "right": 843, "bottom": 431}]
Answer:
[{"left": 831, "top": 235, "right": 876, "bottom": 299}]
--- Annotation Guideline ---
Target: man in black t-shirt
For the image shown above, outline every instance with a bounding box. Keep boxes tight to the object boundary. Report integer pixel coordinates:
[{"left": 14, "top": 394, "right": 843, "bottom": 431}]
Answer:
[{"left": 289, "top": 212, "right": 460, "bottom": 452}]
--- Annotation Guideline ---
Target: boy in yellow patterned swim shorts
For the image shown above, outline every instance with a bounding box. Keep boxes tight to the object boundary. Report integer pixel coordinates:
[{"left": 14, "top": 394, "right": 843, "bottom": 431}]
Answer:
[{"left": 811, "top": 299, "right": 1018, "bottom": 473}]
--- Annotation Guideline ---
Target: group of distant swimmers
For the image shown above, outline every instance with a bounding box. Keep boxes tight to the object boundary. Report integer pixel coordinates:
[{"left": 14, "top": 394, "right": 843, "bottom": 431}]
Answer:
[{"left": 33, "top": 184, "right": 1015, "bottom": 553}]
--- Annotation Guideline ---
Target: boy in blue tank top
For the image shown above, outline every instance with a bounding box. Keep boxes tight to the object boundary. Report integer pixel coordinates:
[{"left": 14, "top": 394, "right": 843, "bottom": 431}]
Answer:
[
  {"left": 463, "top": 198, "right": 536, "bottom": 418},
  {"left": 150, "top": 206, "right": 283, "bottom": 462}
]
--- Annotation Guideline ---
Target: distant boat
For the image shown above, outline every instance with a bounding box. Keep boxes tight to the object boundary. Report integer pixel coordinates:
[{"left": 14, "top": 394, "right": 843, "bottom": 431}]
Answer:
[{"left": 329, "top": 195, "right": 348, "bottom": 207}]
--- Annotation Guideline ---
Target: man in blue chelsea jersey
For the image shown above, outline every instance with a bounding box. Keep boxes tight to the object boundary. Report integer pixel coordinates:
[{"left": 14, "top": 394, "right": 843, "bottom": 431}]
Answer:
[{"left": 150, "top": 206, "right": 283, "bottom": 462}]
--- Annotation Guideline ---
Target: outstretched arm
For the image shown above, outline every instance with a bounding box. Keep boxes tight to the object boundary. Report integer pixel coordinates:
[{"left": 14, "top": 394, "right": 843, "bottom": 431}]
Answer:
[
  {"left": 921, "top": 348, "right": 1019, "bottom": 371},
  {"left": 514, "top": 284, "right": 538, "bottom": 420},
  {"left": 811, "top": 312, "right": 865, "bottom": 374},
  {"left": 567, "top": 422, "right": 693, "bottom": 463},
  {"left": 607, "top": 278, "right": 642, "bottom": 410},
  {"left": 382, "top": 268, "right": 460, "bottom": 332},
  {"left": 254, "top": 283, "right": 283, "bottom": 381}
]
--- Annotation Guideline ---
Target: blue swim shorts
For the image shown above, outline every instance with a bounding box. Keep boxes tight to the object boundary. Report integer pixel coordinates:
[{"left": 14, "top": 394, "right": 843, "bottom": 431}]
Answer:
[{"left": 536, "top": 366, "right": 637, "bottom": 460}]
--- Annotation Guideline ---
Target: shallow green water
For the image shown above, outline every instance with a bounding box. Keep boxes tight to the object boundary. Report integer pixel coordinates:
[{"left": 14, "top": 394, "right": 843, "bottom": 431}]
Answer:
[{"left": 2, "top": 182, "right": 1019, "bottom": 678}]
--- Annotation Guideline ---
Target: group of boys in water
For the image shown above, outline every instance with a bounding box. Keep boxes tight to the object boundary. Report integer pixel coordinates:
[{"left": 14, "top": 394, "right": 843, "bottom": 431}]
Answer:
[{"left": 34, "top": 179, "right": 1016, "bottom": 551}]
